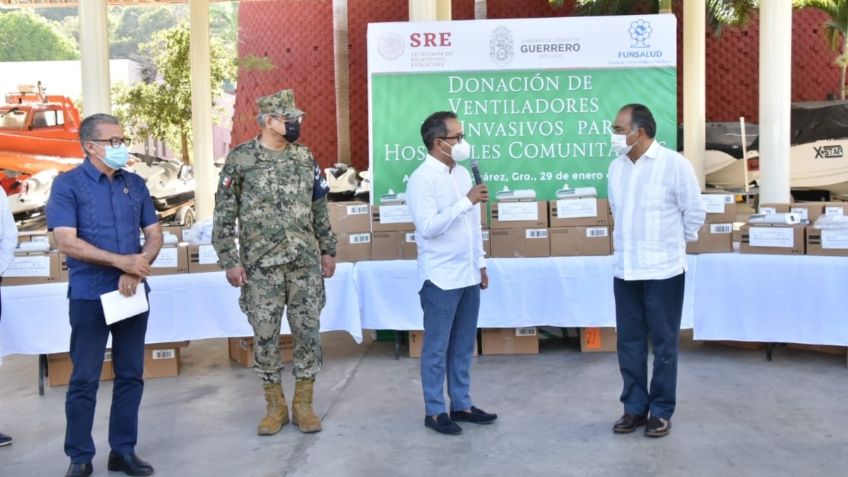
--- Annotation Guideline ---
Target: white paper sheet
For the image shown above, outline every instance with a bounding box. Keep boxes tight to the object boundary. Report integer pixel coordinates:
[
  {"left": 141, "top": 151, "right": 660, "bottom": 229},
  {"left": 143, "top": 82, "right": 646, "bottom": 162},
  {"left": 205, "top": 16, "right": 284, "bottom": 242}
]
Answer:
[
  {"left": 497, "top": 201, "right": 539, "bottom": 221},
  {"left": 556, "top": 198, "right": 597, "bottom": 219},
  {"left": 100, "top": 289, "right": 149, "bottom": 325},
  {"left": 378, "top": 205, "right": 413, "bottom": 224},
  {"left": 197, "top": 245, "right": 219, "bottom": 265},
  {"left": 702, "top": 194, "right": 729, "bottom": 214},
  {"left": 152, "top": 247, "right": 178, "bottom": 268}
]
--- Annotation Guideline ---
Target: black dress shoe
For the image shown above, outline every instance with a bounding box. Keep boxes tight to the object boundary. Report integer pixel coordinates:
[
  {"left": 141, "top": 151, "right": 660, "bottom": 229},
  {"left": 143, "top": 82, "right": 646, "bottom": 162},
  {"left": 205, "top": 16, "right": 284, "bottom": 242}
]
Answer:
[
  {"left": 424, "top": 413, "right": 462, "bottom": 435},
  {"left": 645, "top": 416, "right": 671, "bottom": 438},
  {"left": 613, "top": 413, "right": 647, "bottom": 434},
  {"left": 107, "top": 452, "right": 155, "bottom": 476},
  {"left": 450, "top": 406, "right": 498, "bottom": 425},
  {"left": 64, "top": 462, "right": 93, "bottom": 477}
]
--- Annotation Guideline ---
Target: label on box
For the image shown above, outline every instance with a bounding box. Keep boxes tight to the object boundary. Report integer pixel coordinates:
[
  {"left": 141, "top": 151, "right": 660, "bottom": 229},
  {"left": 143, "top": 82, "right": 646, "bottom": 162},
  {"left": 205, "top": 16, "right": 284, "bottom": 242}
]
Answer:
[
  {"left": 702, "top": 195, "right": 729, "bottom": 214},
  {"left": 152, "top": 349, "right": 175, "bottom": 360},
  {"left": 586, "top": 227, "right": 608, "bottom": 238},
  {"left": 498, "top": 202, "right": 539, "bottom": 222},
  {"left": 583, "top": 328, "right": 602, "bottom": 350},
  {"left": 759, "top": 207, "right": 777, "bottom": 215},
  {"left": 405, "top": 233, "right": 416, "bottom": 243},
  {"left": 825, "top": 206, "right": 844, "bottom": 217},
  {"left": 349, "top": 233, "right": 371, "bottom": 244},
  {"left": 3, "top": 255, "right": 51, "bottom": 277},
  {"left": 152, "top": 247, "right": 178, "bottom": 268},
  {"left": 197, "top": 244, "right": 219, "bottom": 265},
  {"left": 516, "top": 327, "right": 537, "bottom": 337},
  {"left": 790, "top": 207, "right": 809, "bottom": 221},
  {"left": 379, "top": 205, "right": 413, "bottom": 224},
  {"left": 347, "top": 204, "right": 369, "bottom": 215},
  {"left": 710, "top": 224, "right": 733, "bottom": 234},
  {"left": 482, "top": 230, "right": 489, "bottom": 241},
  {"left": 526, "top": 229, "right": 548, "bottom": 239},
  {"left": 821, "top": 229, "right": 848, "bottom": 249},
  {"left": 748, "top": 227, "right": 794, "bottom": 248},
  {"left": 556, "top": 198, "right": 597, "bottom": 219}
]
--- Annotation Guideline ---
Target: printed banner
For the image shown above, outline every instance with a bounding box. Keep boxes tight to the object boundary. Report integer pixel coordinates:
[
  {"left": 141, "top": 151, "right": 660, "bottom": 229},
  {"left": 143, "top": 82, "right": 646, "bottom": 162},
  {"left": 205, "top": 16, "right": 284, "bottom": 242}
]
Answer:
[{"left": 367, "top": 14, "right": 677, "bottom": 201}]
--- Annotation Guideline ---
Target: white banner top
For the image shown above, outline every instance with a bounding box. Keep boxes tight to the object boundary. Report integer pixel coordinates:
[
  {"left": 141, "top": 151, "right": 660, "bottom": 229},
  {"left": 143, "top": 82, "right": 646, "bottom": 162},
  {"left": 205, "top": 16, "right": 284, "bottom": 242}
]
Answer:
[{"left": 367, "top": 14, "right": 676, "bottom": 74}]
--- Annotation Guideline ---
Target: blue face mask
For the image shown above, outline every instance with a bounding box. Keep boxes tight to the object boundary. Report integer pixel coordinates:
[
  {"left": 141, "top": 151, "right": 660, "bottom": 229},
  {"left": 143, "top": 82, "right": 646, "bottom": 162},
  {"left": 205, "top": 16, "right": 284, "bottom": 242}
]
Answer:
[{"left": 101, "top": 144, "right": 129, "bottom": 170}]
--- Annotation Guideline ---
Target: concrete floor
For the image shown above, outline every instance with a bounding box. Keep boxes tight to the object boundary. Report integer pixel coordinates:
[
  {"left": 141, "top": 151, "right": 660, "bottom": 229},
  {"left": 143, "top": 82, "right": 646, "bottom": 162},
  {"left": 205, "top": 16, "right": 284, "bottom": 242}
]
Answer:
[{"left": 1, "top": 332, "right": 846, "bottom": 477}]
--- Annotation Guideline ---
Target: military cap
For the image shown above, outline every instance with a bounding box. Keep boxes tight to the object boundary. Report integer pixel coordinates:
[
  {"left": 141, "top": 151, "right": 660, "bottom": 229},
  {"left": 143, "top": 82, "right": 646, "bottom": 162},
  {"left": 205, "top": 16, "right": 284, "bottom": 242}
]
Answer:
[{"left": 257, "top": 89, "right": 305, "bottom": 119}]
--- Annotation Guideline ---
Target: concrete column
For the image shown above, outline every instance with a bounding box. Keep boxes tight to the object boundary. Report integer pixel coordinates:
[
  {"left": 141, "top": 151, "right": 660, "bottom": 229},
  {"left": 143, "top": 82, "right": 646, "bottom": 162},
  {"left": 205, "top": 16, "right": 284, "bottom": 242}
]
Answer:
[
  {"left": 409, "top": 0, "right": 437, "bottom": 21},
  {"left": 189, "top": 0, "right": 216, "bottom": 221},
  {"left": 474, "top": 0, "right": 486, "bottom": 19},
  {"left": 78, "top": 0, "right": 111, "bottom": 115},
  {"left": 436, "top": 0, "right": 452, "bottom": 20},
  {"left": 759, "top": 0, "right": 793, "bottom": 203},
  {"left": 333, "top": 0, "right": 351, "bottom": 165},
  {"left": 683, "top": 0, "right": 706, "bottom": 190}
]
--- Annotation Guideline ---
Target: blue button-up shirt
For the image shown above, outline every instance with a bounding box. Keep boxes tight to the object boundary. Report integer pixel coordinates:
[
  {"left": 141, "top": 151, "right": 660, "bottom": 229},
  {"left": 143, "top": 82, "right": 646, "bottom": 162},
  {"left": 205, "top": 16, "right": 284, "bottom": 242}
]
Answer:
[{"left": 46, "top": 158, "right": 158, "bottom": 300}]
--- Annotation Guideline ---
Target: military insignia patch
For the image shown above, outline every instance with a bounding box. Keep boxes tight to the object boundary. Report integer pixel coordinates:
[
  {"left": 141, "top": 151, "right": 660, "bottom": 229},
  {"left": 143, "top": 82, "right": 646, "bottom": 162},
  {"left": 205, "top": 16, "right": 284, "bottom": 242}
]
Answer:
[{"left": 222, "top": 175, "right": 233, "bottom": 189}]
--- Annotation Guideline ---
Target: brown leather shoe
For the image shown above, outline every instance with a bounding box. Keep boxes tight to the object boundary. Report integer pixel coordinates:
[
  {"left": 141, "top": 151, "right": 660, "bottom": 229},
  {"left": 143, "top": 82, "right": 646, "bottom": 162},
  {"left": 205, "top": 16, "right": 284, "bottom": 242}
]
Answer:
[
  {"left": 613, "top": 413, "right": 647, "bottom": 434},
  {"left": 644, "top": 416, "right": 671, "bottom": 437}
]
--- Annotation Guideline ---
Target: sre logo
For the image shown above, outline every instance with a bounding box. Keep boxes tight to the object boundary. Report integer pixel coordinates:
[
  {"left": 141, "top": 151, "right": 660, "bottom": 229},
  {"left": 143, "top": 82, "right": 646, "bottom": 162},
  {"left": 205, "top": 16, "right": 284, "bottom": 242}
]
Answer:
[{"left": 410, "top": 32, "right": 452, "bottom": 47}]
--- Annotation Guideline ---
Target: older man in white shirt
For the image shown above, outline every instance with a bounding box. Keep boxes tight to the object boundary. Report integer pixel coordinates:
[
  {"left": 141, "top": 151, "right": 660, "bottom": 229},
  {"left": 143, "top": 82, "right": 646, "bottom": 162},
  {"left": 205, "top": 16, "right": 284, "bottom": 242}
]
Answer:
[
  {"left": 607, "top": 104, "right": 705, "bottom": 438},
  {"left": 406, "top": 111, "right": 497, "bottom": 436},
  {"left": 0, "top": 187, "right": 19, "bottom": 448}
]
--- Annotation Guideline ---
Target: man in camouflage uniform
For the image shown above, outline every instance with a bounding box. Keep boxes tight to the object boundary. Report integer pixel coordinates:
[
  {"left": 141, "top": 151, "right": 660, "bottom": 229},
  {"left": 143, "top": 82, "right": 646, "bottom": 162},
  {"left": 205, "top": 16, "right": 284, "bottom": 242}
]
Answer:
[{"left": 212, "top": 89, "right": 337, "bottom": 435}]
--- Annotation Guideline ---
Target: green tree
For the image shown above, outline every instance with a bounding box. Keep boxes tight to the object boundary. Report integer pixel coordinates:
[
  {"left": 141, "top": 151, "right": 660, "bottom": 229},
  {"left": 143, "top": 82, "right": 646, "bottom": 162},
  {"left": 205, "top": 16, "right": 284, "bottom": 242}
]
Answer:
[
  {"left": 0, "top": 10, "right": 79, "bottom": 61},
  {"left": 110, "top": 6, "right": 180, "bottom": 59},
  {"left": 113, "top": 23, "right": 235, "bottom": 164},
  {"left": 796, "top": 1, "right": 848, "bottom": 99}
]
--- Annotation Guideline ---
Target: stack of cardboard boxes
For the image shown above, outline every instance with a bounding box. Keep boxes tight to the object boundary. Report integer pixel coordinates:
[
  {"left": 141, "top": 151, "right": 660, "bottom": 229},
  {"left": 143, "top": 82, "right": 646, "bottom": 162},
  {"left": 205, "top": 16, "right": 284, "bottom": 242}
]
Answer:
[
  {"left": 2, "top": 232, "right": 61, "bottom": 286},
  {"left": 548, "top": 196, "right": 612, "bottom": 256},
  {"left": 805, "top": 202, "right": 848, "bottom": 256},
  {"left": 370, "top": 201, "right": 415, "bottom": 261},
  {"left": 741, "top": 203, "right": 806, "bottom": 255},
  {"left": 688, "top": 192, "right": 735, "bottom": 254},
  {"left": 328, "top": 201, "right": 373, "bottom": 262},
  {"left": 490, "top": 201, "right": 549, "bottom": 257}
]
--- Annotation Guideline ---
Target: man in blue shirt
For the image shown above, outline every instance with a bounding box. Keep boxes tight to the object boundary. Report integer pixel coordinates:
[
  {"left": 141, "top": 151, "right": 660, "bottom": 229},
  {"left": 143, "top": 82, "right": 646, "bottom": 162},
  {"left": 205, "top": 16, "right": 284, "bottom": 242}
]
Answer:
[{"left": 46, "top": 113, "right": 163, "bottom": 477}]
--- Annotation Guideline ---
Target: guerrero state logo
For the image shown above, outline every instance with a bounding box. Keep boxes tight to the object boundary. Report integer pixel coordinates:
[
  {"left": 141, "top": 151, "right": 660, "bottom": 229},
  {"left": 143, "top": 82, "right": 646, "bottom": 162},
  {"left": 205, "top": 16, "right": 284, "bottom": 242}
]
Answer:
[{"left": 490, "top": 26, "right": 513, "bottom": 66}]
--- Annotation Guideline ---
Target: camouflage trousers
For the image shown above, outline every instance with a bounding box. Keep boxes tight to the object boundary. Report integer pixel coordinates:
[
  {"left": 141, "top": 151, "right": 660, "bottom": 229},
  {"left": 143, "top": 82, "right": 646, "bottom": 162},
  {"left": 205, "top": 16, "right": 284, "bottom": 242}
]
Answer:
[{"left": 239, "top": 262, "right": 325, "bottom": 383}]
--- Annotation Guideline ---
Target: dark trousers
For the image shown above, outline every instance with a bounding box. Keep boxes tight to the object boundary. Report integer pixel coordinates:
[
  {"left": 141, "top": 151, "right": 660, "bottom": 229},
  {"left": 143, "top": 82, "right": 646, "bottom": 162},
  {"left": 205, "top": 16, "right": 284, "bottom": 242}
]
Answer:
[
  {"left": 64, "top": 298, "right": 148, "bottom": 463},
  {"left": 419, "top": 281, "right": 480, "bottom": 417},
  {"left": 613, "top": 273, "right": 685, "bottom": 420}
]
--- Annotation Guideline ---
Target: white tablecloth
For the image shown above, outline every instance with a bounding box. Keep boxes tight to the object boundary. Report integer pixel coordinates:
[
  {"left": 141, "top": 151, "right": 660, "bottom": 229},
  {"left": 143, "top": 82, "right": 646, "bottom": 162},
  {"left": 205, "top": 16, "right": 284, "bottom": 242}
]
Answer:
[
  {"left": 0, "top": 262, "right": 361, "bottom": 358},
  {"left": 693, "top": 253, "right": 848, "bottom": 345},
  {"left": 354, "top": 256, "right": 697, "bottom": 330}
]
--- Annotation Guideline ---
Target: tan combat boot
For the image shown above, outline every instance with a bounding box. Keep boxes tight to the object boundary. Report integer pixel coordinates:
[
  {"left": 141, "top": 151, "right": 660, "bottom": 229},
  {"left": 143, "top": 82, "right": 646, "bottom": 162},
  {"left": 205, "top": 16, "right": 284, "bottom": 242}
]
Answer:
[
  {"left": 257, "top": 382, "right": 289, "bottom": 435},
  {"left": 291, "top": 378, "right": 322, "bottom": 433}
]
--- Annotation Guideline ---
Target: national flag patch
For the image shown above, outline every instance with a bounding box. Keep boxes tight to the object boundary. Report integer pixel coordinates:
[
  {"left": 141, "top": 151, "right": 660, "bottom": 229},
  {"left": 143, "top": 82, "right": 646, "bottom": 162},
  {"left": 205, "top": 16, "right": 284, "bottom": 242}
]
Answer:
[{"left": 222, "top": 175, "right": 233, "bottom": 189}]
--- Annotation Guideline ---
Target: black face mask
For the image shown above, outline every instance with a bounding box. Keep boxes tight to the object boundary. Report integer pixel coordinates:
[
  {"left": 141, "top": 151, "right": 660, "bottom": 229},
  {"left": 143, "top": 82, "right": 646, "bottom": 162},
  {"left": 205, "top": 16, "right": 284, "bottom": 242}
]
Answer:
[{"left": 283, "top": 121, "right": 301, "bottom": 143}]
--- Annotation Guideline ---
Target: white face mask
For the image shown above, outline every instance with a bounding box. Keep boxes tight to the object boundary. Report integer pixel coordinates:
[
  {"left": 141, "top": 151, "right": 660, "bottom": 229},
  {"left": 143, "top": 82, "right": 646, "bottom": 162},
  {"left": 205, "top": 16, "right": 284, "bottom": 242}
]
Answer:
[
  {"left": 611, "top": 132, "right": 636, "bottom": 156},
  {"left": 450, "top": 140, "right": 471, "bottom": 162}
]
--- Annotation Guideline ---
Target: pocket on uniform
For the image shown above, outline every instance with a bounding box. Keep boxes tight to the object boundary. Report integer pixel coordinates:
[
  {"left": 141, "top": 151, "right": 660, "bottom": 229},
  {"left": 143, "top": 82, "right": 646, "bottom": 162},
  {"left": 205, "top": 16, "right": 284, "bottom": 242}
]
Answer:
[{"left": 640, "top": 185, "right": 667, "bottom": 210}]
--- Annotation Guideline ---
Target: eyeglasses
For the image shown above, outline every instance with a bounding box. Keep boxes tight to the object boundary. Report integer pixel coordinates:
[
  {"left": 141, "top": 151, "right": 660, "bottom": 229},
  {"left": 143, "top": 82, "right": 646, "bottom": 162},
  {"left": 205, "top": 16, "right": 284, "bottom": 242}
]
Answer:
[
  {"left": 89, "top": 137, "right": 130, "bottom": 148},
  {"left": 439, "top": 133, "right": 464, "bottom": 143},
  {"left": 272, "top": 115, "right": 303, "bottom": 125}
]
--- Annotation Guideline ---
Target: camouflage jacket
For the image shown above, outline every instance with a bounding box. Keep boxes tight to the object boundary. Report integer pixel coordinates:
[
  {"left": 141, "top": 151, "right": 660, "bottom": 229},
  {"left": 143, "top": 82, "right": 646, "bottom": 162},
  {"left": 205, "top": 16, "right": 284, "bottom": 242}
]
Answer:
[{"left": 212, "top": 138, "right": 337, "bottom": 270}]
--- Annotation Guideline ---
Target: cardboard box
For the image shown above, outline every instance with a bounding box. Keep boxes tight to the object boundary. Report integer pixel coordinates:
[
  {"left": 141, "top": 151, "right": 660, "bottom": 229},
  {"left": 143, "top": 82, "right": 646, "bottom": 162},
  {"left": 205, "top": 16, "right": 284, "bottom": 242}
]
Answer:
[
  {"left": 481, "top": 327, "right": 539, "bottom": 355},
  {"left": 491, "top": 201, "right": 548, "bottom": 229},
  {"left": 328, "top": 201, "right": 371, "bottom": 233},
  {"left": 686, "top": 223, "right": 733, "bottom": 254},
  {"left": 371, "top": 231, "right": 417, "bottom": 260},
  {"left": 549, "top": 226, "right": 611, "bottom": 256},
  {"left": 806, "top": 226, "right": 848, "bottom": 256},
  {"left": 823, "top": 202, "right": 848, "bottom": 218},
  {"left": 702, "top": 193, "right": 737, "bottom": 224},
  {"left": 481, "top": 229, "right": 491, "bottom": 257},
  {"left": 1, "top": 251, "right": 61, "bottom": 286},
  {"left": 58, "top": 253, "right": 69, "bottom": 282},
  {"left": 757, "top": 203, "right": 790, "bottom": 215},
  {"left": 408, "top": 330, "right": 478, "bottom": 358},
  {"left": 161, "top": 224, "right": 184, "bottom": 243},
  {"left": 371, "top": 204, "right": 415, "bottom": 232},
  {"left": 548, "top": 199, "right": 611, "bottom": 227},
  {"left": 579, "top": 327, "right": 617, "bottom": 352},
  {"left": 17, "top": 231, "right": 55, "bottom": 249},
  {"left": 228, "top": 336, "right": 293, "bottom": 367},
  {"left": 490, "top": 228, "right": 550, "bottom": 258},
  {"left": 48, "top": 350, "right": 114, "bottom": 387},
  {"left": 789, "top": 203, "right": 825, "bottom": 224},
  {"left": 187, "top": 244, "right": 221, "bottom": 273},
  {"left": 480, "top": 204, "right": 489, "bottom": 228},
  {"left": 150, "top": 245, "right": 188, "bottom": 276},
  {"left": 786, "top": 343, "right": 847, "bottom": 355},
  {"left": 336, "top": 232, "right": 372, "bottom": 262},
  {"left": 143, "top": 341, "right": 189, "bottom": 379},
  {"left": 740, "top": 224, "right": 806, "bottom": 255}
]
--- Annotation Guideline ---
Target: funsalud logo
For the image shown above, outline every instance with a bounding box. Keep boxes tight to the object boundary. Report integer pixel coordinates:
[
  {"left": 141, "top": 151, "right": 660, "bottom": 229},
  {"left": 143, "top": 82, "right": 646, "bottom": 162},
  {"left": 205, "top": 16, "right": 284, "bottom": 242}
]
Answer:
[{"left": 629, "top": 19, "right": 652, "bottom": 49}]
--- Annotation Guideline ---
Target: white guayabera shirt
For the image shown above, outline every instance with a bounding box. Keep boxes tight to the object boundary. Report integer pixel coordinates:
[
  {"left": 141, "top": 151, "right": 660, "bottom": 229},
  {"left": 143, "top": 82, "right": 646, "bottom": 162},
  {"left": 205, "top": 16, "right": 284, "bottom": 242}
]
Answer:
[
  {"left": 406, "top": 155, "right": 486, "bottom": 290},
  {"left": 608, "top": 140, "right": 706, "bottom": 281},
  {"left": 0, "top": 188, "right": 19, "bottom": 366}
]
